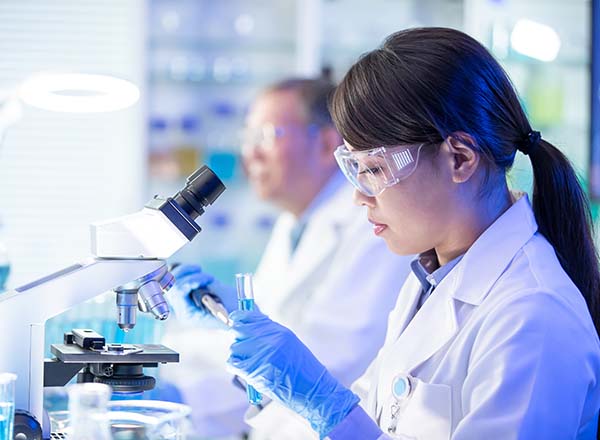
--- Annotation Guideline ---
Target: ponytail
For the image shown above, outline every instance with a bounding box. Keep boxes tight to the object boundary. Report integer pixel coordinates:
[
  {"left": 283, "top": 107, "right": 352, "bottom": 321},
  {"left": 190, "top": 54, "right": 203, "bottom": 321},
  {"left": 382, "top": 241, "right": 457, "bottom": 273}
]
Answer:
[
  {"left": 529, "top": 140, "right": 600, "bottom": 335},
  {"left": 329, "top": 27, "right": 600, "bottom": 335}
]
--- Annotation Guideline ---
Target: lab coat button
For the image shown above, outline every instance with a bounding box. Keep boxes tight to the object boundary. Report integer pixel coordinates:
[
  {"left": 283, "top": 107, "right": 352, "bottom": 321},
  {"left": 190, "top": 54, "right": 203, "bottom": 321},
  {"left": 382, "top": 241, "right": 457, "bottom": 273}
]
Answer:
[{"left": 392, "top": 374, "right": 412, "bottom": 400}]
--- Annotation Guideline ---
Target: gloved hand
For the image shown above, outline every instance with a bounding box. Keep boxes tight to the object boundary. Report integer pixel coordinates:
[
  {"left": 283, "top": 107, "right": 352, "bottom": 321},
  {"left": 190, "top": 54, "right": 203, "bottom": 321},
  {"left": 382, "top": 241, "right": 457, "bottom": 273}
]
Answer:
[
  {"left": 145, "top": 380, "right": 184, "bottom": 403},
  {"left": 227, "top": 310, "right": 359, "bottom": 439},
  {"left": 167, "top": 264, "right": 238, "bottom": 327}
]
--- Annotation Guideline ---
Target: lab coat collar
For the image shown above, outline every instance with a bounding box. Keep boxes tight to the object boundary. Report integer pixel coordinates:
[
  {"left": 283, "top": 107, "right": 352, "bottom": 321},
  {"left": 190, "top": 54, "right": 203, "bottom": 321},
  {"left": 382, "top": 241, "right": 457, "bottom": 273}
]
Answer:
[
  {"left": 293, "top": 171, "right": 348, "bottom": 226},
  {"left": 376, "top": 193, "right": 538, "bottom": 392},
  {"left": 278, "top": 172, "right": 356, "bottom": 297},
  {"left": 410, "top": 250, "right": 464, "bottom": 293},
  {"left": 451, "top": 192, "right": 537, "bottom": 305},
  {"left": 276, "top": 171, "right": 350, "bottom": 244},
  {"left": 275, "top": 171, "right": 349, "bottom": 251}
]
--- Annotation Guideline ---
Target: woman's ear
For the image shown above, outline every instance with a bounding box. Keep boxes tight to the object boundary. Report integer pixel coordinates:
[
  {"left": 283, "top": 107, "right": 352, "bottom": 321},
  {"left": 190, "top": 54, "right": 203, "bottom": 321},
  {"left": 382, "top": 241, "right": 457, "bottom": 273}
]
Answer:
[{"left": 443, "top": 133, "right": 480, "bottom": 183}]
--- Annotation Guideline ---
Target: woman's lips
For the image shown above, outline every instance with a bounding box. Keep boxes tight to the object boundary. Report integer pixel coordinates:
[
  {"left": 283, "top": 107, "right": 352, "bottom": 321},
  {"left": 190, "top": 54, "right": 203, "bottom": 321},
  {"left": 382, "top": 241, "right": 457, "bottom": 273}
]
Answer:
[
  {"left": 369, "top": 218, "right": 388, "bottom": 236},
  {"left": 373, "top": 224, "right": 387, "bottom": 235}
]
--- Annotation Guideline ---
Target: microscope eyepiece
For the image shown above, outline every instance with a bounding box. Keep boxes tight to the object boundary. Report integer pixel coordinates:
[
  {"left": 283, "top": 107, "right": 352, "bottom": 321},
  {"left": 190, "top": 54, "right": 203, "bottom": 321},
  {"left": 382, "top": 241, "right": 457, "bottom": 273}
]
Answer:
[
  {"left": 110, "top": 165, "right": 226, "bottom": 332},
  {"left": 173, "top": 165, "right": 225, "bottom": 220}
]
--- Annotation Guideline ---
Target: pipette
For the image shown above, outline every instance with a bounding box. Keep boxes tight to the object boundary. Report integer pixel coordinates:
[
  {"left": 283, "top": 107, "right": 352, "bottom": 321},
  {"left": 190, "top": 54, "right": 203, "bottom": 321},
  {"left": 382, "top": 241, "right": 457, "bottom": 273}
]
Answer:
[{"left": 189, "top": 288, "right": 231, "bottom": 327}]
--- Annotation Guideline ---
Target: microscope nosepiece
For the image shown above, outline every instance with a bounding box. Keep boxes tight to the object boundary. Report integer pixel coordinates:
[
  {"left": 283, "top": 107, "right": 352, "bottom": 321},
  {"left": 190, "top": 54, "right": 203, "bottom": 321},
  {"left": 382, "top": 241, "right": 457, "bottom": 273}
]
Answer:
[
  {"left": 117, "top": 291, "right": 137, "bottom": 331},
  {"left": 138, "top": 280, "right": 170, "bottom": 321}
]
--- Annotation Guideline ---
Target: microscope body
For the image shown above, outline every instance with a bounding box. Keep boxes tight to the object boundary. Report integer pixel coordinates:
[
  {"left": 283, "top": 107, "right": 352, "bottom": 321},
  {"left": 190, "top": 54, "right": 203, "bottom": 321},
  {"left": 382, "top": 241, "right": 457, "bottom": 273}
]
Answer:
[
  {"left": 0, "top": 166, "right": 225, "bottom": 439},
  {"left": 0, "top": 258, "right": 167, "bottom": 430}
]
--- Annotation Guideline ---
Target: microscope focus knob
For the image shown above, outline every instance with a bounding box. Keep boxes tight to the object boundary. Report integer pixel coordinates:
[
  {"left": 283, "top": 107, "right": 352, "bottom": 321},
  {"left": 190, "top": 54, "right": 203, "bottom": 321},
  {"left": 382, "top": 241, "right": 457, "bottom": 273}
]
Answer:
[
  {"left": 13, "top": 409, "right": 42, "bottom": 440},
  {"left": 94, "top": 375, "right": 156, "bottom": 393}
]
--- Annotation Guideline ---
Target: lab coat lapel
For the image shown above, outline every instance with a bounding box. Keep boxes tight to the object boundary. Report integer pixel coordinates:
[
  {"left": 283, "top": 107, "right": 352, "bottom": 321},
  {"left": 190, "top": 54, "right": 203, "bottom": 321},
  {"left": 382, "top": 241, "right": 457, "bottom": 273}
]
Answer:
[
  {"left": 374, "top": 194, "right": 539, "bottom": 420},
  {"left": 283, "top": 202, "right": 346, "bottom": 297},
  {"left": 380, "top": 274, "right": 459, "bottom": 388},
  {"left": 253, "top": 213, "right": 296, "bottom": 314},
  {"left": 374, "top": 275, "right": 459, "bottom": 422},
  {"left": 254, "top": 177, "right": 355, "bottom": 316},
  {"left": 396, "top": 278, "right": 458, "bottom": 366},
  {"left": 382, "top": 275, "right": 424, "bottom": 343},
  {"left": 381, "top": 194, "right": 538, "bottom": 374},
  {"left": 367, "top": 275, "right": 422, "bottom": 417},
  {"left": 451, "top": 194, "right": 538, "bottom": 305}
]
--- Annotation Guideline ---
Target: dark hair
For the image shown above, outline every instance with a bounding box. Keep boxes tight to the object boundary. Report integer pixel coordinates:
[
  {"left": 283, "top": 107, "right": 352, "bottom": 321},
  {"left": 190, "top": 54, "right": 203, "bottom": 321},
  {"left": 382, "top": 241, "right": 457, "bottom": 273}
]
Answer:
[
  {"left": 331, "top": 27, "right": 600, "bottom": 335},
  {"left": 264, "top": 77, "right": 336, "bottom": 127}
]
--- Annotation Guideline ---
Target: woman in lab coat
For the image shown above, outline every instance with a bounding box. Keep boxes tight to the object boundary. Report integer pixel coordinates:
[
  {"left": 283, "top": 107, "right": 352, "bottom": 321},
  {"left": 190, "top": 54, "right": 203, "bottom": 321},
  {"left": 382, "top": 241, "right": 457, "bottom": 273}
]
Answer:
[{"left": 226, "top": 27, "right": 600, "bottom": 439}]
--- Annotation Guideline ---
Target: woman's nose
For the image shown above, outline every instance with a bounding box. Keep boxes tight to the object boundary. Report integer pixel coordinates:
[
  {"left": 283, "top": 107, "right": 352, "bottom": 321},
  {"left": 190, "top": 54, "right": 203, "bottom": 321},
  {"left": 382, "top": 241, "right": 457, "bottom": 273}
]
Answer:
[{"left": 353, "top": 189, "right": 375, "bottom": 207}]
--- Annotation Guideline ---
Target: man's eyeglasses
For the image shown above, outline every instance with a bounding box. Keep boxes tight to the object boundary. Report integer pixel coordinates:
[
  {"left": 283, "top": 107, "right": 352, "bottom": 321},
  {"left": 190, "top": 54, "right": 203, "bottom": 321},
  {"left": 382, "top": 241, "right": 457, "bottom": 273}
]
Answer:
[
  {"left": 240, "top": 123, "right": 319, "bottom": 155},
  {"left": 240, "top": 124, "right": 285, "bottom": 154}
]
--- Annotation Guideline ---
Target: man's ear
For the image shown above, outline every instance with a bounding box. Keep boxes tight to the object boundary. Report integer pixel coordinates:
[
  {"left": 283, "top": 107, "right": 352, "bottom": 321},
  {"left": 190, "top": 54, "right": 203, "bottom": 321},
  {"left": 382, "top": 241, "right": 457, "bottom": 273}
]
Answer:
[
  {"left": 443, "top": 133, "right": 481, "bottom": 183},
  {"left": 318, "top": 125, "right": 342, "bottom": 166}
]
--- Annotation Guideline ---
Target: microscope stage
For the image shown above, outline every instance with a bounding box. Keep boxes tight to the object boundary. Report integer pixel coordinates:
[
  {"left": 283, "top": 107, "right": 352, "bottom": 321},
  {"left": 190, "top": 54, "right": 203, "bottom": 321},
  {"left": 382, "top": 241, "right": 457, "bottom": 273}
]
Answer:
[{"left": 50, "top": 343, "right": 179, "bottom": 363}]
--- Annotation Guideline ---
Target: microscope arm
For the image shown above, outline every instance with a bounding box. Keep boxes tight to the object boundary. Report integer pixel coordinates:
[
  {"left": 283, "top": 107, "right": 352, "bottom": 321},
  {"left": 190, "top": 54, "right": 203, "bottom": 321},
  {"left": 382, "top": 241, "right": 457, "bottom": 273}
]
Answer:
[
  {"left": 0, "top": 257, "right": 167, "bottom": 428},
  {"left": 0, "top": 165, "right": 225, "bottom": 437}
]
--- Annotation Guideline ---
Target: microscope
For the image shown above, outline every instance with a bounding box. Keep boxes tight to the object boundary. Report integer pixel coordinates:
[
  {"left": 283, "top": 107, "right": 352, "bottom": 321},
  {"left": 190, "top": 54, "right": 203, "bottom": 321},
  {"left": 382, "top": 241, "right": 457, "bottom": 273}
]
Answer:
[{"left": 0, "top": 165, "right": 225, "bottom": 439}]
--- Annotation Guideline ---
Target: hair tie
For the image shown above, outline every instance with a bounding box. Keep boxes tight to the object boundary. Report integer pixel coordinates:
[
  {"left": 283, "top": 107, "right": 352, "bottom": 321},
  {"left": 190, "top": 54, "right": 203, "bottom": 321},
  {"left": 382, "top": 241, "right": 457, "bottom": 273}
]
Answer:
[{"left": 517, "top": 130, "right": 541, "bottom": 156}]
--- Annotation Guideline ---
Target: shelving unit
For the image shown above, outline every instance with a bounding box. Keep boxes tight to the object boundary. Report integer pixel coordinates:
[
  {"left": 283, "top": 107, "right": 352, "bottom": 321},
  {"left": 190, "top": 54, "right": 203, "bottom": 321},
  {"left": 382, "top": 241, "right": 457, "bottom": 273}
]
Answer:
[{"left": 146, "top": 0, "right": 300, "bottom": 279}]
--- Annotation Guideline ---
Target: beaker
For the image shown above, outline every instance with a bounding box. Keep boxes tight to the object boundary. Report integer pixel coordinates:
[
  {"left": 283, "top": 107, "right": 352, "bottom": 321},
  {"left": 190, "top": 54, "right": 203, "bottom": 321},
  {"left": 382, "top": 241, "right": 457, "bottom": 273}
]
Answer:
[
  {"left": 0, "top": 373, "right": 16, "bottom": 440},
  {"left": 67, "top": 382, "right": 112, "bottom": 440},
  {"left": 107, "top": 400, "right": 192, "bottom": 439}
]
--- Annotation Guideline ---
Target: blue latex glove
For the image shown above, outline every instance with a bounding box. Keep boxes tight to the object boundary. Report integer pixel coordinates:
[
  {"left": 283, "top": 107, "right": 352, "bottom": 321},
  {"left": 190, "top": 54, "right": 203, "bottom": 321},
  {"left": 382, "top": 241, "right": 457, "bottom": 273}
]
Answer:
[
  {"left": 227, "top": 310, "right": 359, "bottom": 439},
  {"left": 167, "top": 264, "right": 237, "bottom": 327},
  {"left": 145, "top": 380, "right": 184, "bottom": 403}
]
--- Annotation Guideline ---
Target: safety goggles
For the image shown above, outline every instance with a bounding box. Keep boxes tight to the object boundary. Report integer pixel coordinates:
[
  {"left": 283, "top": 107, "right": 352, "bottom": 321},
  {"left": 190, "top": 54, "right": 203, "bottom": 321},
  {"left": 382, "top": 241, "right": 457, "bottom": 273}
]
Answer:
[{"left": 334, "top": 143, "right": 424, "bottom": 196}]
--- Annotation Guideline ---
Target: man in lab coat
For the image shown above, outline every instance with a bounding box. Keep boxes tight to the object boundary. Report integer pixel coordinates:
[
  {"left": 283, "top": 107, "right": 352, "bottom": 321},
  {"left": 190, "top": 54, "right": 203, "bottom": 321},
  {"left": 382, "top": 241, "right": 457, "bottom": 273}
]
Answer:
[{"left": 161, "top": 78, "right": 411, "bottom": 439}]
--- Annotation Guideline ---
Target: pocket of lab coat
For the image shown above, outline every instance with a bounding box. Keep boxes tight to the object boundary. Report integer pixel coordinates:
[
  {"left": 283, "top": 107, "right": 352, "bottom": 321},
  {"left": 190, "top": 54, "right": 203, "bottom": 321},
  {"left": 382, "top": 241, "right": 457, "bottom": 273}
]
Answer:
[{"left": 386, "top": 379, "right": 452, "bottom": 440}]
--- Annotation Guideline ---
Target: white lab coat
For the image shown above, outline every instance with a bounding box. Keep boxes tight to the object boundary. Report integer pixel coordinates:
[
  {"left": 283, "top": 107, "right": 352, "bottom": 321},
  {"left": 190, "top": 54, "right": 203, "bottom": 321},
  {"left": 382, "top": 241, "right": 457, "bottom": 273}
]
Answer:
[
  {"left": 345, "top": 194, "right": 600, "bottom": 439},
  {"left": 163, "top": 173, "right": 411, "bottom": 438}
]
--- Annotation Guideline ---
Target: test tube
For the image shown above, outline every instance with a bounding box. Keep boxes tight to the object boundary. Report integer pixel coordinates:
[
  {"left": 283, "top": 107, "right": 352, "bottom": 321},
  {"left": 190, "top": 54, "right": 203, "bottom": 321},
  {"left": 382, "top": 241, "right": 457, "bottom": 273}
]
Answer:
[{"left": 235, "top": 273, "right": 262, "bottom": 406}]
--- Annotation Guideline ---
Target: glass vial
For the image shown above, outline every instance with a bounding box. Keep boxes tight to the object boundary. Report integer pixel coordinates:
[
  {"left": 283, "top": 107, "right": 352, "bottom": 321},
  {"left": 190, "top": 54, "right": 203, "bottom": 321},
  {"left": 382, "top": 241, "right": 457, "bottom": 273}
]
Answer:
[{"left": 235, "top": 273, "right": 262, "bottom": 406}]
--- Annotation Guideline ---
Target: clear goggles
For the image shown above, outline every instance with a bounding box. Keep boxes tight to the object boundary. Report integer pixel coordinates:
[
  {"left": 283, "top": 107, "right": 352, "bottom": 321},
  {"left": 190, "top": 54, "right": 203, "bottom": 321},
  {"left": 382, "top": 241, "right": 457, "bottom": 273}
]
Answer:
[{"left": 334, "top": 143, "right": 424, "bottom": 196}]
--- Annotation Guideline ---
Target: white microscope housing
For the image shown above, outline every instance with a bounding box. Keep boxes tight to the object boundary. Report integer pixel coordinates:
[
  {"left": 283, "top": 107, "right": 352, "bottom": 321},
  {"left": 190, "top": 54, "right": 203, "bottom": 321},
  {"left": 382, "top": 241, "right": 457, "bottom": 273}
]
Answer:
[{"left": 0, "top": 165, "right": 225, "bottom": 439}]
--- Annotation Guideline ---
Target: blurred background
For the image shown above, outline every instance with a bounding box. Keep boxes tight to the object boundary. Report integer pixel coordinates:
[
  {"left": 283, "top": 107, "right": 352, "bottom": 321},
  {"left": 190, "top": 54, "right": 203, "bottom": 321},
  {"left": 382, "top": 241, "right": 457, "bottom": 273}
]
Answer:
[{"left": 0, "top": 0, "right": 596, "bottom": 423}]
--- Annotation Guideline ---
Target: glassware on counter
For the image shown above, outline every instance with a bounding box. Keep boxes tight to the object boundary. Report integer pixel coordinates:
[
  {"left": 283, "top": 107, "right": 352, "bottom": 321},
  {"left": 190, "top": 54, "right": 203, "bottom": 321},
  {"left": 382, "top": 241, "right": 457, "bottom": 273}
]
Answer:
[
  {"left": 67, "top": 383, "right": 112, "bottom": 440},
  {"left": 0, "top": 373, "right": 16, "bottom": 440},
  {"left": 107, "top": 400, "right": 192, "bottom": 440}
]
